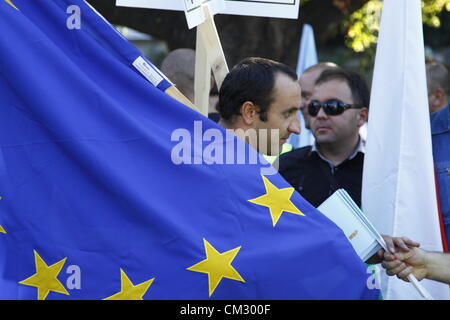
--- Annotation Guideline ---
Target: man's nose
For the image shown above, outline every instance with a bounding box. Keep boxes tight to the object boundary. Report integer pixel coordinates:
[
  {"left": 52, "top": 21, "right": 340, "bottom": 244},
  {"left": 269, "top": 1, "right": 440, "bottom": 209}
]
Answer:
[
  {"left": 316, "top": 106, "right": 328, "bottom": 119},
  {"left": 288, "top": 112, "right": 301, "bottom": 135}
]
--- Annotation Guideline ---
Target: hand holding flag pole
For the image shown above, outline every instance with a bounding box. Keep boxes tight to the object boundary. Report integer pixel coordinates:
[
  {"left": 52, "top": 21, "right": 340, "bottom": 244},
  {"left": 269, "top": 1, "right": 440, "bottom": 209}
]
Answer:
[{"left": 378, "top": 238, "right": 434, "bottom": 300}]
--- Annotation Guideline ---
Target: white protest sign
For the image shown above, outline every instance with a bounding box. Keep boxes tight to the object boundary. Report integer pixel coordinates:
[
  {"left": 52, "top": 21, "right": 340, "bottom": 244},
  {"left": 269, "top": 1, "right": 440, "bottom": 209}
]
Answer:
[
  {"left": 183, "top": 0, "right": 225, "bottom": 29},
  {"left": 117, "top": 0, "right": 300, "bottom": 19}
]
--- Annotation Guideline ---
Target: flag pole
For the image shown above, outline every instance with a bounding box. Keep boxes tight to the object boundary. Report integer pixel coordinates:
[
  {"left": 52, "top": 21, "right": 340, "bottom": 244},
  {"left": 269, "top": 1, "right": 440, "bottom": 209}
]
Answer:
[
  {"left": 407, "top": 275, "right": 434, "bottom": 300},
  {"left": 194, "top": 26, "right": 212, "bottom": 115},
  {"left": 165, "top": 85, "right": 199, "bottom": 112}
]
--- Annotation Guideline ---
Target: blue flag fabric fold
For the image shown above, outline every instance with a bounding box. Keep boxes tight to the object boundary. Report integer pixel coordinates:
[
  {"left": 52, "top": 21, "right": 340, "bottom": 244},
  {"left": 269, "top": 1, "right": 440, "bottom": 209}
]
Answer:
[{"left": 0, "top": 0, "right": 378, "bottom": 300}]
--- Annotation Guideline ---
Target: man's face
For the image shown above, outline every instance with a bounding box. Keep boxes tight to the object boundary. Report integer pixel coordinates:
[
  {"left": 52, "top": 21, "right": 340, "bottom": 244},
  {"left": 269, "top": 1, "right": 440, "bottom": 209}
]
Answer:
[
  {"left": 254, "top": 72, "right": 301, "bottom": 155},
  {"left": 427, "top": 87, "right": 448, "bottom": 114},
  {"left": 309, "top": 79, "right": 367, "bottom": 147},
  {"left": 299, "top": 69, "right": 322, "bottom": 129}
]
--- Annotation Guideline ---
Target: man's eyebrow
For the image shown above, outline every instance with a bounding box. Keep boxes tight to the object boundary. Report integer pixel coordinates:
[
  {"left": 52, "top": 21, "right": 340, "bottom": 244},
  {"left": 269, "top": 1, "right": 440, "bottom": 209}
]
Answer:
[{"left": 284, "top": 106, "right": 300, "bottom": 113}]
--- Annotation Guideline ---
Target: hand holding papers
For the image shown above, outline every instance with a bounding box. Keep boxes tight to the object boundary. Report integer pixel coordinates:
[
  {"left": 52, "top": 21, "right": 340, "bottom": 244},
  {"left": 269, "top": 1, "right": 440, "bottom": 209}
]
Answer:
[{"left": 318, "top": 189, "right": 434, "bottom": 300}]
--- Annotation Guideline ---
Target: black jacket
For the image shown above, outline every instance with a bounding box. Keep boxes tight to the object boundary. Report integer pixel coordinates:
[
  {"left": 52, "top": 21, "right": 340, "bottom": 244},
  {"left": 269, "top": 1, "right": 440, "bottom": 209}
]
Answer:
[{"left": 277, "top": 146, "right": 364, "bottom": 208}]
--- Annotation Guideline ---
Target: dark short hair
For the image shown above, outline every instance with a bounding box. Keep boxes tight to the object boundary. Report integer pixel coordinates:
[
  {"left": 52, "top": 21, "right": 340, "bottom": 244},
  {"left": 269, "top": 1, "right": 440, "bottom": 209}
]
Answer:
[
  {"left": 218, "top": 57, "right": 297, "bottom": 122},
  {"left": 315, "top": 68, "right": 370, "bottom": 109}
]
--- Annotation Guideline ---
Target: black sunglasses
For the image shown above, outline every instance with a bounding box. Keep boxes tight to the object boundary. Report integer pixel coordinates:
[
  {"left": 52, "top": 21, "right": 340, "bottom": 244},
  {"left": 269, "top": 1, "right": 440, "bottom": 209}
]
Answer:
[{"left": 307, "top": 100, "right": 363, "bottom": 117}]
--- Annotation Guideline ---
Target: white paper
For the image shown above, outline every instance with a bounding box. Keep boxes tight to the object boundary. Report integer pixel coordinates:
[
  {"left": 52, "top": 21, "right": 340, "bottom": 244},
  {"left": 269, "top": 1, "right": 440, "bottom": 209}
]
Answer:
[
  {"left": 184, "top": 0, "right": 206, "bottom": 29},
  {"left": 182, "top": 0, "right": 226, "bottom": 29},
  {"left": 318, "top": 190, "right": 382, "bottom": 262}
]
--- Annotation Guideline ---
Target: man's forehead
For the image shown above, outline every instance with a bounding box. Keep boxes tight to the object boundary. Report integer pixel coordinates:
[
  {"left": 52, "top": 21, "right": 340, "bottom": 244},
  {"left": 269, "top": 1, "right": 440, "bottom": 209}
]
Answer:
[
  {"left": 274, "top": 73, "right": 301, "bottom": 93},
  {"left": 271, "top": 74, "right": 301, "bottom": 110},
  {"left": 299, "top": 69, "right": 322, "bottom": 89},
  {"left": 311, "top": 79, "right": 353, "bottom": 101}
]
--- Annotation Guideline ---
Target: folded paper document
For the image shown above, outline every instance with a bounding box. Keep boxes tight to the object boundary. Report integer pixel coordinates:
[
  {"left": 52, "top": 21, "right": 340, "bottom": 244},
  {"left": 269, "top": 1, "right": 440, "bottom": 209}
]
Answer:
[{"left": 318, "top": 189, "right": 386, "bottom": 262}]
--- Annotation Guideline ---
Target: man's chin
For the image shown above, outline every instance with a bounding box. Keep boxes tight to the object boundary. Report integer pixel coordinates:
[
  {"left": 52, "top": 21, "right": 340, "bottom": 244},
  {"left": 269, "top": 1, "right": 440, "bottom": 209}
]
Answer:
[
  {"left": 313, "top": 131, "right": 333, "bottom": 143},
  {"left": 314, "top": 136, "right": 334, "bottom": 145}
]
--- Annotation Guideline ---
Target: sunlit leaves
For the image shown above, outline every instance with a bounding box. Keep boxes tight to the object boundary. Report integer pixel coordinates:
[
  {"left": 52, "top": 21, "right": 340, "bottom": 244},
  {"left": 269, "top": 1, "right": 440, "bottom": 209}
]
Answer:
[{"left": 344, "top": 0, "right": 450, "bottom": 53}]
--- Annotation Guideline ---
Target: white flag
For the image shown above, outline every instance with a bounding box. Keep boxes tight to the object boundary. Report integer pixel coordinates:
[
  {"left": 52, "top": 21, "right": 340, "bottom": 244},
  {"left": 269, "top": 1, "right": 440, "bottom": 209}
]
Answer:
[
  {"left": 362, "top": 0, "right": 450, "bottom": 300},
  {"left": 296, "top": 24, "right": 318, "bottom": 76},
  {"left": 288, "top": 24, "right": 317, "bottom": 149}
]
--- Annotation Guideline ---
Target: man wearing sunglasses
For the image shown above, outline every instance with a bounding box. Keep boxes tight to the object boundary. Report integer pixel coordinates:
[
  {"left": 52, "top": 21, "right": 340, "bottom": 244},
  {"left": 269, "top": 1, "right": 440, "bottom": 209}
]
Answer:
[
  {"left": 298, "top": 62, "right": 339, "bottom": 131},
  {"left": 278, "top": 68, "right": 370, "bottom": 208},
  {"left": 217, "top": 57, "right": 301, "bottom": 156},
  {"left": 287, "top": 62, "right": 339, "bottom": 150}
]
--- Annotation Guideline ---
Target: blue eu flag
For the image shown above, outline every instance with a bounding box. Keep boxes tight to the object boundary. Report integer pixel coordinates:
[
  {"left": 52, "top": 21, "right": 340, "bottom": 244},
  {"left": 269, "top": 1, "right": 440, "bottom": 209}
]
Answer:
[{"left": 0, "top": 0, "right": 378, "bottom": 299}]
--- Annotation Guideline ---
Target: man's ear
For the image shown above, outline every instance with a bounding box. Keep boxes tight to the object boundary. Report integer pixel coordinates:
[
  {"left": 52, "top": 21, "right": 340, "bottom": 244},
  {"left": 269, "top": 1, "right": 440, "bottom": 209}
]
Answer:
[
  {"left": 357, "top": 107, "right": 369, "bottom": 127},
  {"left": 241, "top": 101, "right": 259, "bottom": 125}
]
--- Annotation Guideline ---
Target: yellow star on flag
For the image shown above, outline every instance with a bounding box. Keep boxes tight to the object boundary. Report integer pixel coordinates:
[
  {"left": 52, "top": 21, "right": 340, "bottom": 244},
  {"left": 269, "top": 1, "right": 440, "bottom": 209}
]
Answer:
[
  {"left": 187, "top": 239, "right": 245, "bottom": 297},
  {"left": 4, "top": 0, "right": 18, "bottom": 10},
  {"left": 104, "top": 269, "right": 154, "bottom": 300},
  {"left": 0, "top": 225, "right": 6, "bottom": 234},
  {"left": 19, "top": 250, "right": 69, "bottom": 300},
  {"left": 248, "top": 175, "right": 305, "bottom": 227}
]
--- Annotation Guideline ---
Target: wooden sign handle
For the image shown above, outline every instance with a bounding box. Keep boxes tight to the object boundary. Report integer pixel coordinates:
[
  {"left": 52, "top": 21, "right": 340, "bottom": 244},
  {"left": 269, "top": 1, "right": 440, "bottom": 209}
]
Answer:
[
  {"left": 194, "top": 4, "right": 229, "bottom": 116},
  {"left": 194, "top": 28, "right": 212, "bottom": 116},
  {"left": 197, "top": 4, "right": 229, "bottom": 89}
]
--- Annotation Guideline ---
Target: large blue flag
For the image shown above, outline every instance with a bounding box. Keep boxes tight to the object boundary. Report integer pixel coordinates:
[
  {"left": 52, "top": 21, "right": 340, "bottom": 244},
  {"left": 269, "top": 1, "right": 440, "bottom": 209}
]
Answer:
[{"left": 0, "top": 0, "right": 378, "bottom": 300}]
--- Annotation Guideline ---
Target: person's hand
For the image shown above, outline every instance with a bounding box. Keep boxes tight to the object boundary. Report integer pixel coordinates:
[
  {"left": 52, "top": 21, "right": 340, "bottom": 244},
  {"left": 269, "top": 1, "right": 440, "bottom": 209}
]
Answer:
[
  {"left": 383, "top": 235, "right": 420, "bottom": 254},
  {"left": 382, "top": 247, "right": 428, "bottom": 282},
  {"left": 366, "top": 235, "right": 420, "bottom": 264}
]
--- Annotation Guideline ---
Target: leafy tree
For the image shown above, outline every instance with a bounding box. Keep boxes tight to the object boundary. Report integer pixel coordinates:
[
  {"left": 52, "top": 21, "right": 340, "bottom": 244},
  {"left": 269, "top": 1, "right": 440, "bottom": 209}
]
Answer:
[
  {"left": 346, "top": 0, "right": 450, "bottom": 51},
  {"left": 344, "top": 0, "right": 450, "bottom": 71}
]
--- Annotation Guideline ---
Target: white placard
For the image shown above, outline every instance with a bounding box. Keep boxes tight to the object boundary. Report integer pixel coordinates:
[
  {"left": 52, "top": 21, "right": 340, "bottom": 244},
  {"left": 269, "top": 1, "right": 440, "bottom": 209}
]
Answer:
[
  {"left": 183, "top": 0, "right": 225, "bottom": 29},
  {"left": 117, "top": 0, "right": 300, "bottom": 19}
]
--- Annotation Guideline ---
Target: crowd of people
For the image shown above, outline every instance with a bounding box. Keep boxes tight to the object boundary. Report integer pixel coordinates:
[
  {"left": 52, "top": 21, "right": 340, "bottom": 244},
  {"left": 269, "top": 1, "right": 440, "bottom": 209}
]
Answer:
[{"left": 161, "top": 50, "right": 450, "bottom": 286}]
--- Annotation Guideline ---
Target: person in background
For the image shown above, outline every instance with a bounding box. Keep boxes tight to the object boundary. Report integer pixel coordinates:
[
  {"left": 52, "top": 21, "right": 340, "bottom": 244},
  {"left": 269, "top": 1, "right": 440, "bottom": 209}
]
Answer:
[
  {"left": 298, "top": 62, "right": 339, "bottom": 130},
  {"left": 160, "top": 48, "right": 220, "bottom": 123},
  {"left": 427, "top": 60, "right": 450, "bottom": 246},
  {"left": 426, "top": 60, "right": 450, "bottom": 114},
  {"left": 278, "top": 68, "right": 369, "bottom": 208},
  {"left": 161, "top": 48, "right": 196, "bottom": 103},
  {"left": 287, "top": 62, "right": 339, "bottom": 149}
]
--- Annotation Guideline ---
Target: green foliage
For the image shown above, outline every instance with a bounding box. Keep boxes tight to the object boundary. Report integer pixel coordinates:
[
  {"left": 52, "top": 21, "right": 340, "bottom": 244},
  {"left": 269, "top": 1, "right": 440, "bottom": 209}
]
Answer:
[
  {"left": 345, "top": 0, "right": 450, "bottom": 53},
  {"left": 342, "top": 0, "right": 450, "bottom": 73},
  {"left": 344, "top": 0, "right": 382, "bottom": 53},
  {"left": 422, "top": 0, "right": 450, "bottom": 27}
]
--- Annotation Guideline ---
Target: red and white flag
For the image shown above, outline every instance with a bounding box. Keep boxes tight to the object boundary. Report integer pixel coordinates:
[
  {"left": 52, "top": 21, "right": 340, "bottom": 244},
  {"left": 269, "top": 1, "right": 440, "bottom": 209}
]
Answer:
[{"left": 362, "top": 0, "right": 450, "bottom": 300}]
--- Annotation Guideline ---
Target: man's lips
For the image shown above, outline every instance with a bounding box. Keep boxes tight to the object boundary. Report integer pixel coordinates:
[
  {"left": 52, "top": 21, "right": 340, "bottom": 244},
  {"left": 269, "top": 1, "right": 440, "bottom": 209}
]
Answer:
[{"left": 315, "top": 126, "right": 331, "bottom": 134}]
